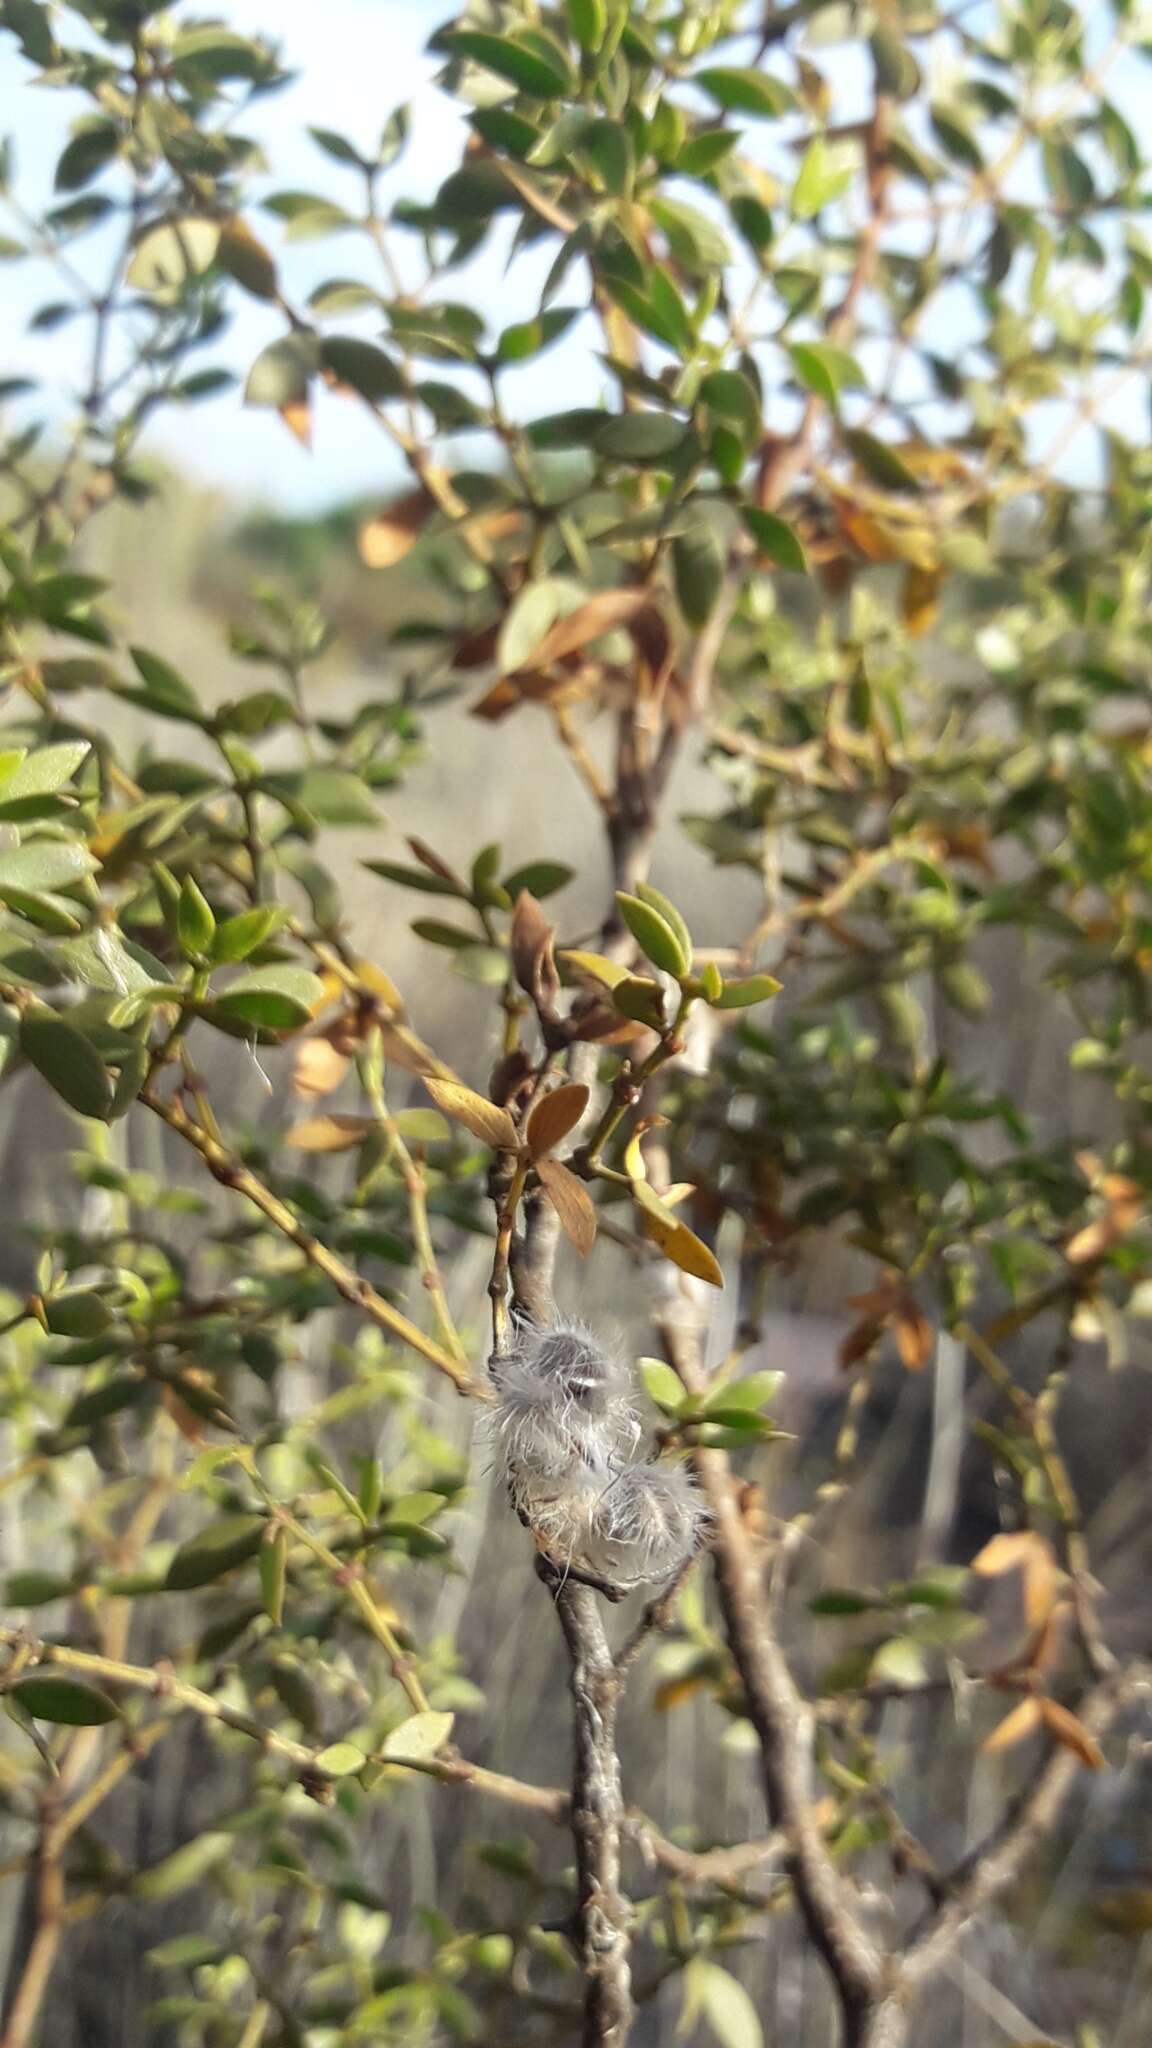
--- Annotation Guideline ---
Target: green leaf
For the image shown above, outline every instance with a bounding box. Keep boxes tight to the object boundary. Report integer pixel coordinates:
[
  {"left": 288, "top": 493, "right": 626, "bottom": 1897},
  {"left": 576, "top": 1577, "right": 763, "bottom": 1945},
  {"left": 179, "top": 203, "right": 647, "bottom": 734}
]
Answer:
[
  {"left": 596, "top": 413, "right": 687, "bottom": 463},
  {"left": 695, "top": 68, "right": 794, "bottom": 118},
  {"left": 870, "top": 26, "right": 921, "bottom": 100},
  {"left": 0, "top": 840, "right": 96, "bottom": 896},
  {"left": 869, "top": 1637, "right": 928, "bottom": 1687},
  {"left": 740, "top": 506, "right": 807, "bottom": 571},
  {"left": 165, "top": 1515, "right": 266, "bottom": 1591},
  {"left": 496, "top": 306, "right": 579, "bottom": 363},
  {"left": 314, "top": 1741, "right": 367, "bottom": 1778},
  {"left": 699, "top": 369, "right": 760, "bottom": 440},
  {"left": 244, "top": 333, "right": 319, "bottom": 409},
  {"left": 673, "top": 522, "right": 725, "bottom": 628},
  {"left": 502, "top": 860, "right": 573, "bottom": 899},
  {"left": 259, "top": 1526, "right": 287, "bottom": 1627},
  {"left": 44, "top": 1290, "right": 114, "bottom": 1338},
  {"left": 844, "top": 430, "right": 922, "bottom": 492},
  {"left": 711, "top": 973, "right": 782, "bottom": 1008},
  {"left": 681, "top": 1958, "right": 763, "bottom": 2048},
  {"left": 210, "top": 906, "right": 285, "bottom": 964},
  {"left": 565, "top": 0, "right": 605, "bottom": 52},
  {"left": 212, "top": 967, "right": 324, "bottom": 1032},
  {"left": 640, "top": 1357, "right": 686, "bottom": 1412},
  {"left": 381, "top": 1710, "right": 454, "bottom": 1762},
  {"left": 809, "top": 1589, "right": 883, "bottom": 1616},
  {"left": 5, "top": 1572, "right": 76, "bottom": 1607},
  {"left": 54, "top": 119, "right": 119, "bottom": 193},
  {"left": 11, "top": 1676, "right": 120, "bottom": 1726},
  {"left": 126, "top": 646, "right": 204, "bottom": 721},
  {"left": 705, "top": 1371, "right": 783, "bottom": 1414},
  {"left": 788, "top": 342, "right": 864, "bottom": 405},
  {"left": 497, "top": 576, "right": 585, "bottom": 674},
  {"left": 635, "top": 883, "right": 693, "bottom": 972},
  {"left": 177, "top": 877, "right": 215, "bottom": 960},
  {"left": 449, "top": 30, "right": 571, "bottom": 98},
  {"left": 650, "top": 196, "right": 730, "bottom": 271},
  {"left": 320, "top": 336, "right": 405, "bottom": 401},
  {"left": 132, "top": 1832, "right": 233, "bottom": 1901},
  {"left": 616, "top": 892, "right": 690, "bottom": 978},
  {"left": 283, "top": 766, "right": 379, "bottom": 826},
  {"left": 385, "top": 1490, "right": 446, "bottom": 1527},
  {"left": 309, "top": 126, "right": 366, "bottom": 167},
  {"left": 364, "top": 860, "right": 463, "bottom": 898},
  {"left": 20, "top": 1008, "right": 113, "bottom": 1119},
  {"left": 612, "top": 976, "right": 668, "bottom": 1029},
  {"left": 0, "top": 741, "right": 90, "bottom": 813},
  {"left": 792, "top": 138, "right": 853, "bottom": 220}
]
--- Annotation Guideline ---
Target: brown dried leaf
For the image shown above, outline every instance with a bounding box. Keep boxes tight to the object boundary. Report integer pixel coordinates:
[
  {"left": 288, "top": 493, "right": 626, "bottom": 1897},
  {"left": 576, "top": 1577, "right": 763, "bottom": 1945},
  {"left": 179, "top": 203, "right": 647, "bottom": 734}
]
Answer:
[
  {"left": 510, "top": 890, "right": 556, "bottom": 1006},
  {"left": 423, "top": 1078, "right": 519, "bottom": 1151},
  {"left": 293, "top": 1036, "right": 352, "bottom": 1101},
  {"left": 838, "top": 1313, "right": 886, "bottom": 1370},
  {"left": 359, "top": 489, "right": 435, "bottom": 568},
  {"left": 1038, "top": 1697, "right": 1106, "bottom": 1770},
  {"left": 511, "top": 587, "right": 649, "bottom": 673},
  {"left": 536, "top": 1156, "right": 597, "bottom": 1256},
  {"left": 287, "top": 1114, "right": 377, "bottom": 1154},
  {"left": 526, "top": 1083, "right": 590, "bottom": 1161},
  {"left": 407, "top": 837, "right": 466, "bottom": 889},
  {"left": 982, "top": 1696, "right": 1043, "bottom": 1754},
  {"left": 376, "top": 1023, "right": 457, "bottom": 1082}
]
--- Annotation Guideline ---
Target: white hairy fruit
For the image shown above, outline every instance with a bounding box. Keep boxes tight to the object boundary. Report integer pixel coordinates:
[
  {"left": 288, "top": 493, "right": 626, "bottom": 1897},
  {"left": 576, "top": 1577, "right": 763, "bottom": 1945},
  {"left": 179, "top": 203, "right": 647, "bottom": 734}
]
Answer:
[{"left": 491, "top": 1319, "right": 706, "bottom": 1590}]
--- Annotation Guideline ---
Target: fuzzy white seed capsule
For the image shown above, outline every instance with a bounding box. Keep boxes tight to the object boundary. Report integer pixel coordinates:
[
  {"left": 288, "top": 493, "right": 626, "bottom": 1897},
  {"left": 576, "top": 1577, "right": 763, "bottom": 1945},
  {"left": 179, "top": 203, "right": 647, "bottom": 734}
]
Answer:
[{"left": 581, "top": 1463, "right": 708, "bottom": 1590}]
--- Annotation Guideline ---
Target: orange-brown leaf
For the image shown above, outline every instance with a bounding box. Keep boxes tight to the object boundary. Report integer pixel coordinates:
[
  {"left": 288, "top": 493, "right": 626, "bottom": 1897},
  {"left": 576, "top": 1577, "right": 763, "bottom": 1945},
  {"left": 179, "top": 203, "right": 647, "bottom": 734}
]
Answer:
[
  {"left": 970, "top": 1530, "right": 1060, "bottom": 1633},
  {"left": 536, "top": 1156, "right": 597, "bottom": 1256},
  {"left": 359, "top": 489, "right": 435, "bottom": 568},
  {"left": 893, "top": 1297, "right": 934, "bottom": 1370},
  {"left": 526, "top": 1083, "right": 589, "bottom": 1161},
  {"left": 287, "top": 1114, "right": 376, "bottom": 1154},
  {"left": 423, "top": 1078, "right": 519, "bottom": 1151},
  {"left": 280, "top": 397, "right": 312, "bottom": 448},
  {"left": 1038, "top": 1697, "right": 1106, "bottom": 1770},
  {"left": 292, "top": 1036, "right": 352, "bottom": 1101},
  {"left": 982, "top": 1696, "right": 1043, "bottom": 1754}
]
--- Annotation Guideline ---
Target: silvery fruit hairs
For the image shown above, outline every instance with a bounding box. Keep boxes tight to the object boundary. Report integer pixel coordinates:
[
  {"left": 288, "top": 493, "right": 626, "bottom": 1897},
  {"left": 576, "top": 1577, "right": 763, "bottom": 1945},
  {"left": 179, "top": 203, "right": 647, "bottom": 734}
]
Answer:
[{"left": 491, "top": 1319, "right": 708, "bottom": 1593}]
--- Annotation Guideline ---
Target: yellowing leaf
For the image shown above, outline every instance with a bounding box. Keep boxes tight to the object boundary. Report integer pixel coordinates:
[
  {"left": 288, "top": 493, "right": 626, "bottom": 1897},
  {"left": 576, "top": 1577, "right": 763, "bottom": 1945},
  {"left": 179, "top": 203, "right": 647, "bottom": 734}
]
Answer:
[
  {"left": 902, "top": 564, "right": 943, "bottom": 637},
  {"left": 381, "top": 1709, "right": 454, "bottom": 1762},
  {"left": 423, "top": 1078, "right": 519, "bottom": 1150},
  {"left": 561, "top": 950, "right": 629, "bottom": 990},
  {"left": 633, "top": 1182, "right": 723, "bottom": 1287},
  {"left": 536, "top": 1156, "right": 597, "bottom": 1255}
]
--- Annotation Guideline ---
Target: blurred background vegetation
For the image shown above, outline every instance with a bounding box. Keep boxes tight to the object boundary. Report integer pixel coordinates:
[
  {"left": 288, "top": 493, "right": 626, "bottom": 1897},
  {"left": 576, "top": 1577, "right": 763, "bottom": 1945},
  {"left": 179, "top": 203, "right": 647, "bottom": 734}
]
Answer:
[{"left": 3, "top": 2, "right": 1152, "bottom": 2046}]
